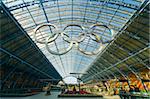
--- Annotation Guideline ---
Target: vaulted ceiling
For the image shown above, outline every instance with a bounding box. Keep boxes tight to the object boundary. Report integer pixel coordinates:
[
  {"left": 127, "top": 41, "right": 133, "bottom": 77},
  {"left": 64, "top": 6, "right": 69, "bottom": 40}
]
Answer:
[
  {"left": 82, "top": 2, "right": 149, "bottom": 82},
  {"left": 1, "top": 0, "right": 149, "bottom": 81}
]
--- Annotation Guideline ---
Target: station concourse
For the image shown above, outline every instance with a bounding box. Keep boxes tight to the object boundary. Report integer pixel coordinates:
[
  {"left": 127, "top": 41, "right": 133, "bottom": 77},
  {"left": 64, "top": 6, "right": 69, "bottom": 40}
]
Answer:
[{"left": 0, "top": 0, "right": 150, "bottom": 99}]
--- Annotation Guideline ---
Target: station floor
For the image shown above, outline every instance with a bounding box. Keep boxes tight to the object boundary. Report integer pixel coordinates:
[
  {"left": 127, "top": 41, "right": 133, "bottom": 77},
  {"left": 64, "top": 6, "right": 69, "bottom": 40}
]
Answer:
[{"left": 1, "top": 91, "right": 102, "bottom": 99}]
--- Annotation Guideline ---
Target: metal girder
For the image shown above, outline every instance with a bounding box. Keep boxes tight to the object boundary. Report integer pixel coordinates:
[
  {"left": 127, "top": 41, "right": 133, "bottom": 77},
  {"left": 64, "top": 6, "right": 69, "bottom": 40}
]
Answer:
[
  {"left": 107, "top": 48, "right": 148, "bottom": 68},
  {"left": 93, "top": 55, "right": 125, "bottom": 78},
  {"left": 124, "top": 62, "right": 149, "bottom": 92},
  {"left": 92, "top": 58, "right": 127, "bottom": 80},
  {"left": 93, "top": 62, "right": 117, "bottom": 79},
  {"left": 76, "top": 0, "right": 90, "bottom": 72},
  {"left": 113, "top": 43, "right": 131, "bottom": 54},
  {"left": 6, "top": 0, "right": 140, "bottom": 11},
  {"left": 135, "top": 57, "right": 150, "bottom": 69},
  {"left": 125, "top": 31, "right": 148, "bottom": 45},
  {"left": 91, "top": 67, "right": 111, "bottom": 80},
  {"left": 93, "top": 74, "right": 104, "bottom": 81},
  {"left": 94, "top": 0, "right": 108, "bottom": 23},
  {"left": 84, "top": 67, "right": 109, "bottom": 81},
  {"left": 91, "top": 63, "right": 116, "bottom": 80},
  {"left": 1, "top": 66, "right": 17, "bottom": 89},
  {"left": 1, "top": 2, "right": 62, "bottom": 79},
  {"left": 90, "top": 50, "right": 149, "bottom": 91},
  {"left": 2, "top": 67, "right": 17, "bottom": 83},
  {"left": 12, "top": 73, "right": 23, "bottom": 88},
  {"left": 96, "top": 53, "right": 146, "bottom": 79},
  {"left": 25, "top": 17, "right": 120, "bottom": 32},
  {"left": 21, "top": 73, "right": 33, "bottom": 88},
  {"left": 85, "top": 0, "right": 149, "bottom": 72},
  {"left": 1, "top": 2, "right": 56, "bottom": 74},
  {"left": 101, "top": 58, "right": 128, "bottom": 79},
  {"left": 98, "top": 72, "right": 111, "bottom": 80},
  {"left": 22, "top": 77, "right": 39, "bottom": 88},
  {"left": 12, "top": 68, "right": 40, "bottom": 88},
  {"left": 0, "top": 48, "right": 54, "bottom": 79},
  {"left": 49, "top": 58, "right": 91, "bottom": 67},
  {"left": 94, "top": 76, "right": 103, "bottom": 81},
  {"left": 84, "top": 47, "right": 148, "bottom": 81},
  {"left": 55, "top": 0, "right": 68, "bottom": 76},
  {"left": 39, "top": 0, "right": 67, "bottom": 76}
]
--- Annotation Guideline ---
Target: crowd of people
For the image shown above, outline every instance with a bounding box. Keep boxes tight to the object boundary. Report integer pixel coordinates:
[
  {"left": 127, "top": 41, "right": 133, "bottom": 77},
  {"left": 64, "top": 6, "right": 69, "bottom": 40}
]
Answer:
[{"left": 61, "top": 86, "right": 90, "bottom": 94}]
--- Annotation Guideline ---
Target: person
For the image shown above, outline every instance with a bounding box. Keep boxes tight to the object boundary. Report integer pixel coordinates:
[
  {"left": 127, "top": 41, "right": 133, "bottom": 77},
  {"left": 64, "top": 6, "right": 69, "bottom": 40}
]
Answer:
[
  {"left": 120, "top": 87, "right": 126, "bottom": 94},
  {"left": 129, "top": 87, "right": 134, "bottom": 92},
  {"left": 46, "top": 83, "right": 51, "bottom": 95},
  {"left": 134, "top": 86, "right": 140, "bottom": 92},
  {"left": 73, "top": 86, "right": 76, "bottom": 92},
  {"left": 73, "top": 86, "right": 76, "bottom": 94},
  {"left": 113, "top": 88, "right": 117, "bottom": 95},
  {"left": 61, "top": 86, "right": 65, "bottom": 94}
]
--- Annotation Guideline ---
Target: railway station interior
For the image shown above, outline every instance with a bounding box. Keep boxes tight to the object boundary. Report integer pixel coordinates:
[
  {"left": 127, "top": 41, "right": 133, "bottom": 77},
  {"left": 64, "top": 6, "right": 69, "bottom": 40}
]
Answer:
[{"left": 0, "top": 0, "right": 150, "bottom": 99}]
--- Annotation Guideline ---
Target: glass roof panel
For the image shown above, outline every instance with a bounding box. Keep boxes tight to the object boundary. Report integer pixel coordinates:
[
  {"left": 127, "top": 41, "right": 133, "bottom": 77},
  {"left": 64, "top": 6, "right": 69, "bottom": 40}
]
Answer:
[{"left": 2, "top": 0, "right": 145, "bottom": 78}]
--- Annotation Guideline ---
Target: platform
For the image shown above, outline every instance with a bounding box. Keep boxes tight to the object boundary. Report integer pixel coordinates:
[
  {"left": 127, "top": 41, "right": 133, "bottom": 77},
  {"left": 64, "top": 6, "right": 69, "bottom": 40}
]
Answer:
[{"left": 1, "top": 91, "right": 103, "bottom": 99}]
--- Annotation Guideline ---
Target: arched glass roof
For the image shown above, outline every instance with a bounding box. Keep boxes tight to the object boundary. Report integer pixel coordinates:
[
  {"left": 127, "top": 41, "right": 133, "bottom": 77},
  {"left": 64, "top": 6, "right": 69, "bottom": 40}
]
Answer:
[{"left": 2, "top": 0, "right": 146, "bottom": 78}]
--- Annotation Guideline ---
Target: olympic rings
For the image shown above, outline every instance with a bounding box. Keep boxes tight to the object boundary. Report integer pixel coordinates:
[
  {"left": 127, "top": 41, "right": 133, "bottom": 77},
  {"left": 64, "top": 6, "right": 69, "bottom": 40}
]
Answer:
[
  {"left": 46, "top": 33, "right": 78, "bottom": 55},
  {"left": 34, "top": 23, "right": 58, "bottom": 44},
  {"left": 89, "top": 24, "right": 114, "bottom": 43},
  {"left": 46, "top": 37, "right": 73, "bottom": 55},
  {"left": 61, "top": 24, "right": 86, "bottom": 43},
  {"left": 33, "top": 23, "right": 114, "bottom": 55},
  {"left": 78, "top": 42, "right": 104, "bottom": 55}
]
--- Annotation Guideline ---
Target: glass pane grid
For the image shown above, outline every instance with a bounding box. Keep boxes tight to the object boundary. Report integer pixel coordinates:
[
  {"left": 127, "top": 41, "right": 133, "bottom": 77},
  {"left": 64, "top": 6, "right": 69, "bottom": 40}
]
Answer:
[{"left": 2, "top": 0, "right": 145, "bottom": 78}]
